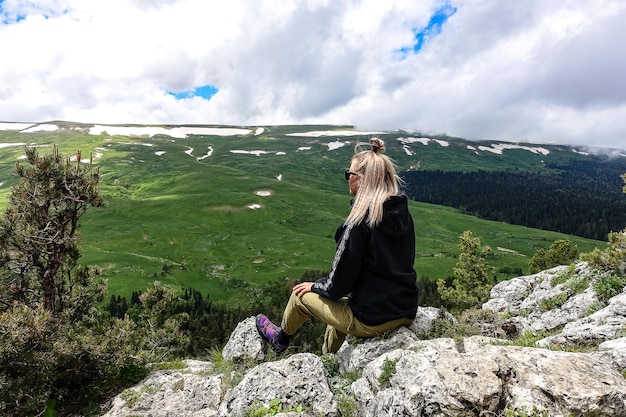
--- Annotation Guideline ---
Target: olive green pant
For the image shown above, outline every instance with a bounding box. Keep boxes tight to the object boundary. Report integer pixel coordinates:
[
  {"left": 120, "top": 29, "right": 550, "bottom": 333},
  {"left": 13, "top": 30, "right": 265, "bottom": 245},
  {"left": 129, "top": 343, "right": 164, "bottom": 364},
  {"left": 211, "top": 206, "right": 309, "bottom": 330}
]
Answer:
[{"left": 281, "top": 291, "right": 414, "bottom": 353}]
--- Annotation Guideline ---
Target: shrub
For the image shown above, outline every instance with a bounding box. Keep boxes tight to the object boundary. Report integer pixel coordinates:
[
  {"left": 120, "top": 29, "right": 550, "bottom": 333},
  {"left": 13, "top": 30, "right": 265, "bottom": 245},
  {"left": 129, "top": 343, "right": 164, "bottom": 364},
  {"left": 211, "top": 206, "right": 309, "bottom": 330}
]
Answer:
[
  {"left": 581, "top": 228, "right": 626, "bottom": 275},
  {"left": 539, "top": 293, "right": 569, "bottom": 312},
  {"left": 528, "top": 240, "right": 579, "bottom": 274},
  {"left": 247, "top": 398, "right": 304, "bottom": 416},
  {"left": 0, "top": 147, "right": 189, "bottom": 415},
  {"left": 593, "top": 274, "right": 626, "bottom": 303},
  {"left": 429, "top": 308, "right": 499, "bottom": 340}
]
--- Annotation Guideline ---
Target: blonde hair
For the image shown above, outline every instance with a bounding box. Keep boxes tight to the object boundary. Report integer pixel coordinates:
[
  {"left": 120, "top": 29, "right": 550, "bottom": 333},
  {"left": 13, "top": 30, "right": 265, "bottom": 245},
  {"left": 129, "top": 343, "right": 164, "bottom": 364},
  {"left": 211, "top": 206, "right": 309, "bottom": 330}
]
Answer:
[{"left": 344, "top": 137, "right": 400, "bottom": 228}]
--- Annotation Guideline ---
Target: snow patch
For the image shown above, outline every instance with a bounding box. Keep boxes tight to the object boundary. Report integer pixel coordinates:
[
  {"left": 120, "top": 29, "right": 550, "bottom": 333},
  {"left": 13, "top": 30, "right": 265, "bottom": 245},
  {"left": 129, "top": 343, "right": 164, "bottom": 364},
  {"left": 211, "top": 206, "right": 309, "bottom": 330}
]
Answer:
[
  {"left": 0, "top": 142, "right": 26, "bottom": 149},
  {"left": 296, "top": 146, "right": 311, "bottom": 152},
  {"left": 21, "top": 124, "right": 60, "bottom": 133},
  {"left": 0, "top": 122, "right": 34, "bottom": 130},
  {"left": 254, "top": 127, "right": 265, "bottom": 135},
  {"left": 155, "top": 151, "right": 166, "bottom": 156},
  {"left": 247, "top": 204, "right": 262, "bottom": 209},
  {"left": 327, "top": 141, "right": 349, "bottom": 151},
  {"left": 276, "top": 174, "right": 283, "bottom": 181},
  {"left": 397, "top": 137, "right": 432, "bottom": 145},
  {"left": 89, "top": 125, "right": 251, "bottom": 138},
  {"left": 230, "top": 150, "right": 285, "bottom": 156},
  {"left": 255, "top": 190, "right": 272, "bottom": 196},
  {"left": 196, "top": 146, "right": 213, "bottom": 160},
  {"left": 231, "top": 150, "right": 269, "bottom": 157},
  {"left": 286, "top": 130, "right": 383, "bottom": 137},
  {"left": 477, "top": 143, "right": 550, "bottom": 155}
]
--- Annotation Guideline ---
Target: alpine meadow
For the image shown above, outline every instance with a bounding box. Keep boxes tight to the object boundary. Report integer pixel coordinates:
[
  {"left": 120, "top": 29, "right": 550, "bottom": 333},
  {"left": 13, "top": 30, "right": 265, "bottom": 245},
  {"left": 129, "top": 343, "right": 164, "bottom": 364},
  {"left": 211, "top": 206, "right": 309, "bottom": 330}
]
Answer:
[{"left": 0, "top": 121, "right": 618, "bottom": 307}]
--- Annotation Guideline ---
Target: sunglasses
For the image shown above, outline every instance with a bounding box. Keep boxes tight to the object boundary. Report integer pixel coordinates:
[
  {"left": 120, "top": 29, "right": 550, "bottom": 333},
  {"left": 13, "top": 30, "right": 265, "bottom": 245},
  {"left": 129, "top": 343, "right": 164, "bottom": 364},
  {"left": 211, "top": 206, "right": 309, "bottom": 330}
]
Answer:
[{"left": 344, "top": 170, "right": 359, "bottom": 181}]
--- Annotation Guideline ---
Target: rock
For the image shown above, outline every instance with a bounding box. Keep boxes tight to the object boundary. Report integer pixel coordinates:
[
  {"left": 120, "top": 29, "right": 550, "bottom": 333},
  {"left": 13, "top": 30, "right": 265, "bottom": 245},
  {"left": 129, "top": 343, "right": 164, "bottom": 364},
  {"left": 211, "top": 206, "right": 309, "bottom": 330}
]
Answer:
[
  {"left": 593, "top": 337, "right": 626, "bottom": 373},
  {"left": 352, "top": 337, "right": 626, "bottom": 417},
  {"left": 100, "top": 263, "right": 626, "bottom": 417},
  {"left": 221, "top": 315, "right": 265, "bottom": 362},
  {"left": 484, "top": 262, "right": 605, "bottom": 336},
  {"left": 531, "top": 286, "right": 600, "bottom": 333},
  {"left": 409, "top": 306, "right": 457, "bottom": 338},
  {"left": 336, "top": 326, "right": 419, "bottom": 373},
  {"left": 538, "top": 291, "right": 626, "bottom": 347},
  {"left": 218, "top": 353, "right": 337, "bottom": 417},
  {"left": 483, "top": 267, "right": 560, "bottom": 313},
  {"left": 101, "top": 360, "right": 222, "bottom": 417}
]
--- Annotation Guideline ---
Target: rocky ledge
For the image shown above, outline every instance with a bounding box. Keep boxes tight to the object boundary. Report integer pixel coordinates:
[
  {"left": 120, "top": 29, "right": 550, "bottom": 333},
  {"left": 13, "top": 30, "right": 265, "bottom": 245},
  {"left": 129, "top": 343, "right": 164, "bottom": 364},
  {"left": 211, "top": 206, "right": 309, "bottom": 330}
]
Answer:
[{"left": 101, "top": 262, "right": 626, "bottom": 417}]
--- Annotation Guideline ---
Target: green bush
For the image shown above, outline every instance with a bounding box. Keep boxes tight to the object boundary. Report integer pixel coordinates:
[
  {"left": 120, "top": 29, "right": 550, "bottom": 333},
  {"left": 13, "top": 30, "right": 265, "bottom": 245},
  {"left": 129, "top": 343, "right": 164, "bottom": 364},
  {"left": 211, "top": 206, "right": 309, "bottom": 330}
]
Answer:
[
  {"left": 429, "top": 308, "right": 499, "bottom": 340},
  {"left": 503, "top": 405, "right": 550, "bottom": 417},
  {"left": 0, "top": 282, "right": 189, "bottom": 416},
  {"left": 528, "top": 240, "right": 579, "bottom": 274},
  {"left": 593, "top": 274, "right": 626, "bottom": 303},
  {"left": 378, "top": 358, "right": 398, "bottom": 387},
  {"left": 539, "top": 292, "right": 569, "bottom": 312},
  {"left": 581, "top": 228, "right": 626, "bottom": 275}
]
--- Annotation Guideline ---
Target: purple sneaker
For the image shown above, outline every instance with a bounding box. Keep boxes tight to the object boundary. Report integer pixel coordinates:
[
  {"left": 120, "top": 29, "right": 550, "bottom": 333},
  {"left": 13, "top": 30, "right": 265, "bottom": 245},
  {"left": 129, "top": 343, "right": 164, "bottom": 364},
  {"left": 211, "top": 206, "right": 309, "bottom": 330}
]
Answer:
[{"left": 255, "top": 314, "right": 288, "bottom": 353}]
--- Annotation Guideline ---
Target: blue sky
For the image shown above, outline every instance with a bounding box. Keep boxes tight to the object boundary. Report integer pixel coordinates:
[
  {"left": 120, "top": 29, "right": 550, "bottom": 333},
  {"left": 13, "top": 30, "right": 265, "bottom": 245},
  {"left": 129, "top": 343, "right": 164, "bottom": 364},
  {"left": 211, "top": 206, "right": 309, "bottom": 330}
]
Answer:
[
  {"left": 167, "top": 85, "right": 219, "bottom": 101},
  {"left": 1, "top": 0, "right": 625, "bottom": 150},
  {"left": 400, "top": 4, "right": 457, "bottom": 57}
]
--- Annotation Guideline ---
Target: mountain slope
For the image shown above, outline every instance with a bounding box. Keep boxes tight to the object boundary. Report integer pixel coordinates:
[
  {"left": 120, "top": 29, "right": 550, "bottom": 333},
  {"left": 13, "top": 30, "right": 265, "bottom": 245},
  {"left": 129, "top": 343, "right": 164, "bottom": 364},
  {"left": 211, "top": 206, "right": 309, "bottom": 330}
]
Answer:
[{"left": 0, "top": 121, "right": 610, "bottom": 304}]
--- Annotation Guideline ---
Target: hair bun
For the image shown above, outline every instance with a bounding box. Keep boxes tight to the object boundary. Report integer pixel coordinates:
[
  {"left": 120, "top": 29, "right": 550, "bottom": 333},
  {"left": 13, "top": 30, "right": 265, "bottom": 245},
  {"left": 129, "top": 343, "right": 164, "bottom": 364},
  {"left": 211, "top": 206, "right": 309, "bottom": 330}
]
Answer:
[{"left": 370, "top": 137, "right": 385, "bottom": 153}]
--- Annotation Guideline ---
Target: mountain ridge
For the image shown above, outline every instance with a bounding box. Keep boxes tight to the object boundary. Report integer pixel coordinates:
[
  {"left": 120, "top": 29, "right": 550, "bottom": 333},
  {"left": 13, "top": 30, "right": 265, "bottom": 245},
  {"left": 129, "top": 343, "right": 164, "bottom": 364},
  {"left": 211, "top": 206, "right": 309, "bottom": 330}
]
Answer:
[{"left": 3, "top": 119, "right": 625, "bottom": 153}]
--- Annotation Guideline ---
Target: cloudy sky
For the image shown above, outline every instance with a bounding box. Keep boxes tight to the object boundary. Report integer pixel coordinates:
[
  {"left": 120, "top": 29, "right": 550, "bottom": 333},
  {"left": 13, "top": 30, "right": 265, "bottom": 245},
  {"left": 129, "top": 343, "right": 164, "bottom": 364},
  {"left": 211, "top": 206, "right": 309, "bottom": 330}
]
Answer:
[{"left": 1, "top": 0, "right": 625, "bottom": 149}]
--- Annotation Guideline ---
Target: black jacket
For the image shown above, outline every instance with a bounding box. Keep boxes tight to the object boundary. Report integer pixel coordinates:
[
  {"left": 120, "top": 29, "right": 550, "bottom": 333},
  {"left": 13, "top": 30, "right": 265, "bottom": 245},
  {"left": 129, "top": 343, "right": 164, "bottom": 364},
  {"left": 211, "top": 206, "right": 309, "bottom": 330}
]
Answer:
[{"left": 311, "top": 195, "right": 418, "bottom": 326}]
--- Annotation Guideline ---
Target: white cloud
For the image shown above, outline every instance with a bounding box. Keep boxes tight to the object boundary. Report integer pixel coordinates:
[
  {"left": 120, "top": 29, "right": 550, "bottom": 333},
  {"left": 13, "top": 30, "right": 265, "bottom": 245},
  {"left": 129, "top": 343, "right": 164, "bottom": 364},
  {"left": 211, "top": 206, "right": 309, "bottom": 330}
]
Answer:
[{"left": 1, "top": 0, "right": 625, "bottom": 149}]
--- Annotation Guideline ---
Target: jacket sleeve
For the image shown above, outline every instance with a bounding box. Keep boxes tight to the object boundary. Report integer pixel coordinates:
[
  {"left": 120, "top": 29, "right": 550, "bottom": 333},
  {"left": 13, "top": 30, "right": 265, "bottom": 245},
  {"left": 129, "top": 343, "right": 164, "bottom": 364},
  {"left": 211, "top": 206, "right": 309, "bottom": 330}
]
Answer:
[{"left": 311, "top": 224, "right": 367, "bottom": 300}]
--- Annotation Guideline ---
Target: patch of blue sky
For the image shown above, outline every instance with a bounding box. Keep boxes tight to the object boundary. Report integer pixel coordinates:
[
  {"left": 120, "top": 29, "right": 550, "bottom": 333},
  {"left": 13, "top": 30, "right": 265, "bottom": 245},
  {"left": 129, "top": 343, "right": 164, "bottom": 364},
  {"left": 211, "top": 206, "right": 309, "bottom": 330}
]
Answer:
[
  {"left": 0, "top": 1, "right": 58, "bottom": 24},
  {"left": 0, "top": 0, "right": 16, "bottom": 24},
  {"left": 167, "top": 85, "right": 219, "bottom": 101},
  {"left": 396, "top": 3, "right": 457, "bottom": 59}
]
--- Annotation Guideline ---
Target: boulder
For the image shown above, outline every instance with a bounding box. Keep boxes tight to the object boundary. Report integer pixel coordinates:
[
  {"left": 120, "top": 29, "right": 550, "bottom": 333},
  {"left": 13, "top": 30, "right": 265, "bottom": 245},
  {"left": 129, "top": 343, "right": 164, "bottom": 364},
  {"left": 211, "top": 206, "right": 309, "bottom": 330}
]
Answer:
[
  {"left": 336, "top": 326, "right": 419, "bottom": 373},
  {"left": 409, "top": 306, "right": 457, "bottom": 338},
  {"left": 537, "top": 291, "right": 626, "bottom": 347},
  {"left": 222, "top": 315, "right": 265, "bottom": 362},
  {"left": 101, "top": 360, "right": 222, "bottom": 417},
  {"left": 218, "top": 353, "right": 337, "bottom": 417},
  {"left": 484, "top": 262, "right": 604, "bottom": 337},
  {"left": 352, "top": 336, "right": 626, "bottom": 417},
  {"left": 593, "top": 337, "right": 626, "bottom": 373}
]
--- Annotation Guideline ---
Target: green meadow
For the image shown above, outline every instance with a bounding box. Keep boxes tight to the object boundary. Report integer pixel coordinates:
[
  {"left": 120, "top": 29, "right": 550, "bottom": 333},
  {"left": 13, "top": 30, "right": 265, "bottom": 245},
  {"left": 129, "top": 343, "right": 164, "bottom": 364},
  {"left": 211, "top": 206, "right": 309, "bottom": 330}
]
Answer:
[{"left": 0, "top": 124, "right": 603, "bottom": 305}]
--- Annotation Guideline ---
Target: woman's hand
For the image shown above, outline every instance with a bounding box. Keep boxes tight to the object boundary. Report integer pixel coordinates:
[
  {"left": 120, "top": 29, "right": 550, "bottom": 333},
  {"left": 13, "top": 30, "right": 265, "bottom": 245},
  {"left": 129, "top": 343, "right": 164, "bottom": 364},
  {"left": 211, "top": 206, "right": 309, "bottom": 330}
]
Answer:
[{"left": 293, "top": 282, "right": 314, "bottom": 298}]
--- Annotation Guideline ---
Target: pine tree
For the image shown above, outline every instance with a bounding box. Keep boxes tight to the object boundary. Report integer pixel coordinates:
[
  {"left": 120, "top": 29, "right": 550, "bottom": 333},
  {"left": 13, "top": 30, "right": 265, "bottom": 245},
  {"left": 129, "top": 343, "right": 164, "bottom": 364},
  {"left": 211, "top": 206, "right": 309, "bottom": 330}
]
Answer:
[
  {"left": 0, "top": 145, "right": 103, "bottom": 315},
  {"left": 0, "top": 147, "right": 188, "bottom": 415},
  {"left": 437, "top": 230, "right": 492, "bottom": 312}
]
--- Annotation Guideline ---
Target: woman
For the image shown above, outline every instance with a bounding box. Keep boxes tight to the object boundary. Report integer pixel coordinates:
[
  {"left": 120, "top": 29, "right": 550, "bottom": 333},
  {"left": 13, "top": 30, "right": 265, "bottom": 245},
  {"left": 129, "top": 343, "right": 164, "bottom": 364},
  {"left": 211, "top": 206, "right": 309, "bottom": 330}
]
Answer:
[{"left": 256, "top": 137, "right": 418, "bottom": 353}]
